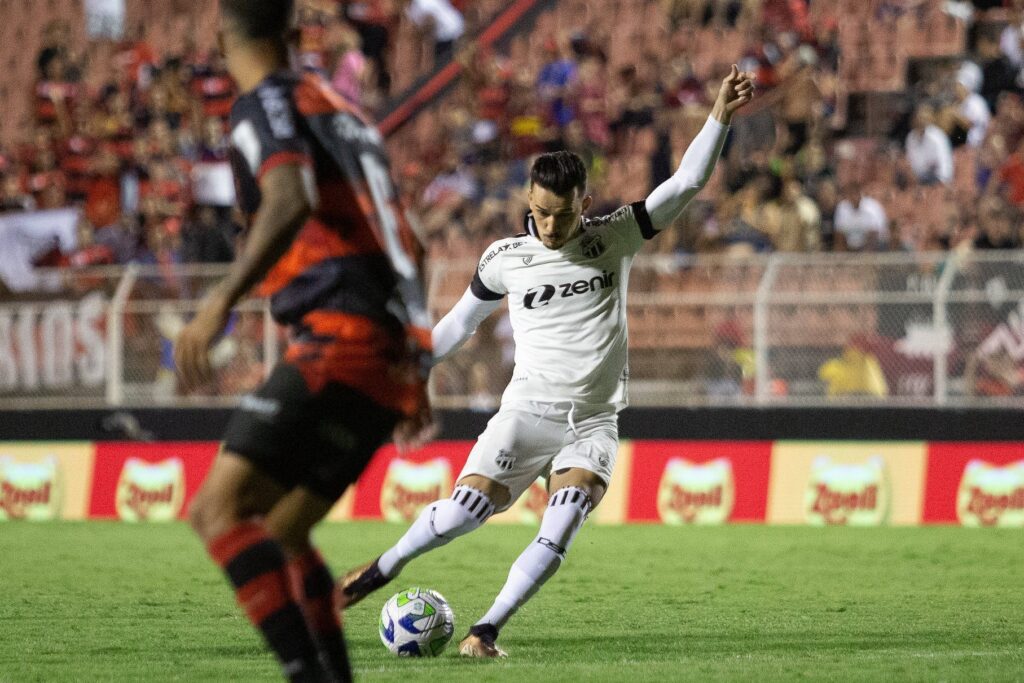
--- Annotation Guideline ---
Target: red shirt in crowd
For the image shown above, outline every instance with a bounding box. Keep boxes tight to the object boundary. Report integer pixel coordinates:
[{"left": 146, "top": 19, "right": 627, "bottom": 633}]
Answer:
[
  {"left": 998, "top": 154, "right": 1024, "bottom": 205},
  {"left": 191, "top": 65, "right": 236, "bottom": 120}
]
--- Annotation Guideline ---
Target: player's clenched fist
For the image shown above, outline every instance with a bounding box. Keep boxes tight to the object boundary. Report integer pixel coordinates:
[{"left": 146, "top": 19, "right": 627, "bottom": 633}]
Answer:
[
  {"left": 174, "top": 290, "right": 230, "bottom": 392},
  {"left": 712, "top": 64, "right": 756, "bottom": 124}
]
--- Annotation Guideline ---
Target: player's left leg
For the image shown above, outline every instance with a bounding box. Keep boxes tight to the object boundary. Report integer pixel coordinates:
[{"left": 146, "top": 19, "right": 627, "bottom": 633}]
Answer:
[
  {"left": 263, "top": 374, "right": 400, "bottom": 683},
  {"left": 460, "top": 467, "right": 606, "bottom": 657},
  {"left": 265, "top": 488, "right": 350, "bottom": 683},
  {"left": 461, "top": 407, "right": 618, "bottom": 658}
]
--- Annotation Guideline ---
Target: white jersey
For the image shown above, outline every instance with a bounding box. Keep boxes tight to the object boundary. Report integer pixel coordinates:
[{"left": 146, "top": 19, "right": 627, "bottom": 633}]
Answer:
[{"left": 471, "top": 202, "right": 655, "bottom": 410}]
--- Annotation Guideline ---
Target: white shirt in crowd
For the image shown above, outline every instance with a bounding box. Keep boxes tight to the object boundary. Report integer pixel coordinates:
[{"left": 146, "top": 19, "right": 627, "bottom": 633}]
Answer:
[
  {"left": 905, "top": 124, "right": 953, "bottom": 185},
  {"left": 1001, "top": 22, "right": 1024, "bottom": 67},
  {"left": 960, "top": 92, "right": 991, "bottom": 148},
  {"left": 406, "top": 0, "right": 465, "bottom": 42},
  {"left": 834, "top": 195, "right": 888, "bottom": 250}
]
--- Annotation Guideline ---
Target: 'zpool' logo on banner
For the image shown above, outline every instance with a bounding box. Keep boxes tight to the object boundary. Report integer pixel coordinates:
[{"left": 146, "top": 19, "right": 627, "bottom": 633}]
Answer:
[
  {"left": 804, "top": 456, "right": 888, "bottom": 526},
  {"left": 0, "top": 456, "right": 61, "bottom": 520},
  {"left": 116, "top": 458, "right": 185, "bottom": 522},
  {"left": 957, "top": 460, "right": 1024, "bottom": 527},
  {"left": 657, "top": 457, "right": 734, "bottom": 525},
  {"left": 379, "top": 458, "right": 451, "bottom": 523}
]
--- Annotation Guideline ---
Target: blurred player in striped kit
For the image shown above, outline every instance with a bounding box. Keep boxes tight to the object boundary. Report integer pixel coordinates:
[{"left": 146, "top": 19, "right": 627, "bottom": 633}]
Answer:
[{"left": 175, "top": 1, "right": 432, "bottom": 680}]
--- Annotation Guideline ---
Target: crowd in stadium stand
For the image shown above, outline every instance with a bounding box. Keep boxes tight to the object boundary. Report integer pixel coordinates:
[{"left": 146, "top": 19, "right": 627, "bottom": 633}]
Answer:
[{"left": 4, "top": 0, "right": 1024, "bottom": 276}]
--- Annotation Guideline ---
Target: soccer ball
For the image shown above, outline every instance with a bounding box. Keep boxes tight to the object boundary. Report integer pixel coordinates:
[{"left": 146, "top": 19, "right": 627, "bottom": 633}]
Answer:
[{"left": 378, "top": 587, "right": 455, "bottom": 657}]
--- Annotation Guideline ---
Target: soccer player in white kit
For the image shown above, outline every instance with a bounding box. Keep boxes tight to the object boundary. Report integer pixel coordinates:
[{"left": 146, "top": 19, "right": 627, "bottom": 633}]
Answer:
[{"left": 337, "top": 65, "right": 755, "bottom": 657}]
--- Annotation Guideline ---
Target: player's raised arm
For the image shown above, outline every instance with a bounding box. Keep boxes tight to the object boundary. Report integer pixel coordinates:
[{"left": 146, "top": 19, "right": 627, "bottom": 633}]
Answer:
[{"left": 644, "top": 64, "right": 755, "bottom": 233}]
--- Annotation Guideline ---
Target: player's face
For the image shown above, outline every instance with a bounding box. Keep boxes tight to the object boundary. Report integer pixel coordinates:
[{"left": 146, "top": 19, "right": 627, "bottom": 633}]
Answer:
[{"left": 529, "top": 185, "right": 591, "bottom": 250}]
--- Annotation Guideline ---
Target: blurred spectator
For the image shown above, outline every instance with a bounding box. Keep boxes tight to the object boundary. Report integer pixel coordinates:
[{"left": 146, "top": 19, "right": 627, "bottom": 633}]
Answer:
[
  {"left": 180, "top": 205, "right": 236, "bottom": 263},
  {"left": 952, "top": 64, "right": 991, "bottom": 148},
  {"left": 818, "top": 336, "right": 889, "bottom": 398},
  {"left": 995, "top": 138, "right": 1024, "bottom": 206},
  {"left": 189, "top": 51, "right": 235, "bottom": 122},
  {"left": 834, "top": 184, "right": 888, "bottom": 252},
  {"left": 331, "top": 23, "right": 370, "bottom": 106},
  {"left": 66, "top": 218, "right": 116, "bottom": 267},
  {"left": 979, "top": 31, "right": 1021, "bottom": 113},
  {"left": 713, "top": 185, "right": 774, "bottom": 253},
  {"left": 705, "top": 319, "right": 755, "bottom": 397},
  {"left": 1, "top": 168, "right": 36, "bottom": 211},
  {"left": 36, "top": 20, "right": 73, "bottom": 80},
  {"left": 905, "top": 104, "right": 953, "bottom": 185},
  {"left": 965, "top": 345, "right": 1024, "bottom": 397},
  {"left": 576, "top": 56, "right": 610, "bottom": 148},
  {"left": 761, "top": 178, "right": 821, "bottom": 251},
  {"left": 814, "top": 177, "right": 839, "bottom": 250},
  {"left": 344, "top": 0, "right": 397, "bottom": 92},
  {"left": 973, "top": 196, "right": 1018, "bottom": 249},
  {"left": 297, "top": 3, "right": 331, "bottom": 70},
  {"left": 405, "top": 0, "right": 465, "bottom": 64},
  {"left": 84, "top": 147, "right": 122, "bottom": 229},
  {"left": 537, "top": 34, "right": 579, "bottom": 132}
]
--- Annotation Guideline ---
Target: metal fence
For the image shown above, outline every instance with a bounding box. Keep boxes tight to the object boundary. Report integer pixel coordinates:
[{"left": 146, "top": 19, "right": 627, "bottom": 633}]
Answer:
[{"left": 2, "top": 251, "right": 1023, "bottom": 409}]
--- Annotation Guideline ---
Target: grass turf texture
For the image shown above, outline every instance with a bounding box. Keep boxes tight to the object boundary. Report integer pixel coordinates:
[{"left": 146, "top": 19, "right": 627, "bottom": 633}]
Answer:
[{"left": 2, "top": 522, "right": 1022, "bottom": 682}]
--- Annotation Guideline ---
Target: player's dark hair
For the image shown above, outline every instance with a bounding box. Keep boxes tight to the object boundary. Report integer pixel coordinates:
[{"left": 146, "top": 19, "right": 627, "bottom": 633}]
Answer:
[
  {"left": 530, "top": 151, "right": 587, "bottom": 197},
  {"left": 220, "top": 0, "right": 294, "bottom": 41}
]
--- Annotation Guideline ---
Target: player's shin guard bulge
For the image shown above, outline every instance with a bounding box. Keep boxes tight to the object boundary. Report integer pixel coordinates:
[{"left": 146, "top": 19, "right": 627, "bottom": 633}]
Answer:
[
  {"left": 378, "top": 485, "right": 496, "bottom": 577},
  {"left": 474, "top": 486, "right": 592, "bottom": 637}
]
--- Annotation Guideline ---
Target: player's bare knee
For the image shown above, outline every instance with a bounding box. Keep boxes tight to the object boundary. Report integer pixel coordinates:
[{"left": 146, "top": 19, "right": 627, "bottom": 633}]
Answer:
[
  {"left": 188, "top": 490, "right": 228, "bottom": 542},
  {"left": 188, "top": 485, "right": 248, "bottom": 541},
  {"left": 549, "top": 469, "right": 606, "bottom": 509},
  {"left": 456, "top": 474, "right": 511, "bottom": 510}
]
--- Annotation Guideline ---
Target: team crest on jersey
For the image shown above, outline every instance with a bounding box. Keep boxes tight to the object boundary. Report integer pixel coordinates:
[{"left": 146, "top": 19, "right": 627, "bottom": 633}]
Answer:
[
  {"left": 580, "top": 233, "right": 606, "bottom": 259},
  {"left": 522, "top": 255, "right": 534, "bottom": 266}
]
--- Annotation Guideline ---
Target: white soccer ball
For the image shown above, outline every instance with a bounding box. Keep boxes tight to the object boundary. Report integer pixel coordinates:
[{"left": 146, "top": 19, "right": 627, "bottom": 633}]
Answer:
[{"left": 378, "top": 587, "right": 455, "bottom": 657}]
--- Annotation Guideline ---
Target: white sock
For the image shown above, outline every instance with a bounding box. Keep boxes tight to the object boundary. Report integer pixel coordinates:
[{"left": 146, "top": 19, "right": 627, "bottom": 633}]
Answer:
[
  {"left": 378, "top": 485, "right": 495, "bottom": 577},
  {"left": 476, "top": 486, "right": 592, "bottom": 631}
]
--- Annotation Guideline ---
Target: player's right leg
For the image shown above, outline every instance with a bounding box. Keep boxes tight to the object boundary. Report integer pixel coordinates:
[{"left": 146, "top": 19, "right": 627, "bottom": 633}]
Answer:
[
  {"left": 263, "top": 376, "right": 401, "bottom": 683},
  {"left": 335, "top": 474, "right": 508, "bottom": 609},
  {"left": 189, "top": 451, "right": 328, "bottom": 682},
  {"left": 267, "top": 488, "right": 353, "bottom": 683}
]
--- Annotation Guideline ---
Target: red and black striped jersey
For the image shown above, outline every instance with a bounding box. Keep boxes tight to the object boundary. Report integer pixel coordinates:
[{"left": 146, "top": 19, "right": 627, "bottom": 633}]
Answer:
[{"left": 229, "top": 69, "right": 430, "bottom": 415}]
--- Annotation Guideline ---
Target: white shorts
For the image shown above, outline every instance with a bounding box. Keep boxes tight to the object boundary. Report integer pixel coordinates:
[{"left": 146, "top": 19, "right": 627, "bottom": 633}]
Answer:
[{"left": 458, "top": 401, "right": 618, "bottom": 511}]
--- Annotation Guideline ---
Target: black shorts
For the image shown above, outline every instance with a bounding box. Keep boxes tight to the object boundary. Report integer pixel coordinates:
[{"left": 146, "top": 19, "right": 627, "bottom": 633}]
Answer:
[{"left": 222, "top": 362, "right": 400, "bottom": 501}]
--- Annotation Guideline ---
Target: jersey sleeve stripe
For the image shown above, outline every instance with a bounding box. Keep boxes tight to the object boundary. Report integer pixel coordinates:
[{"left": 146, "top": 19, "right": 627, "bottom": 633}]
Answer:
[
  {"left": 257, "top": 151, "right": 313, "bottom": 182},
  {"left": 471, "top": 271, "right": 504, "bottom": 301},
  {"left": 630, "top": 200, "right": 657, "bottom": 240}
]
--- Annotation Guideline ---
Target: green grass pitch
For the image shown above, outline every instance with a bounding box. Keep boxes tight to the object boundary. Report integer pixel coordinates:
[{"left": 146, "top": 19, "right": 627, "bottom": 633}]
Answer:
[{"left": 2, "top": 522, "right": 1023, "bottom": 682}]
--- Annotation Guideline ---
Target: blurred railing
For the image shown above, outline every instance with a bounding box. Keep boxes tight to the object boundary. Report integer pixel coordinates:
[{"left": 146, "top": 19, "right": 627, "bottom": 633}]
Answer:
[{"left": 2, "top": 251, "right": 1023, "bottom": 409}]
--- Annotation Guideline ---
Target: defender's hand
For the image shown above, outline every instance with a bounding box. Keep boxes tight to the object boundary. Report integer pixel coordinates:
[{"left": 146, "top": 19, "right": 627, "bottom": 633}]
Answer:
[
  {"left": 713, "top": 64, "right": 756, "bottom": 124},
  {"left": 174, "top": 292, "right": 231, "bottom": 392}
]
